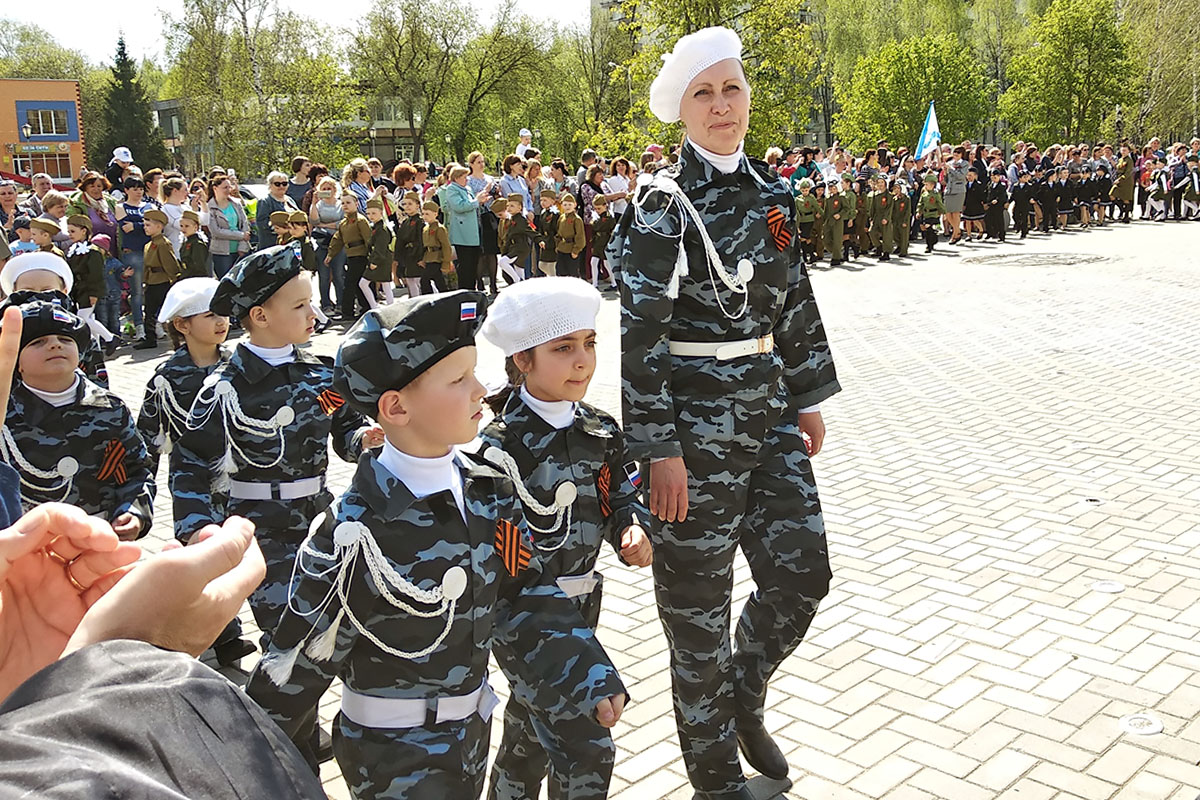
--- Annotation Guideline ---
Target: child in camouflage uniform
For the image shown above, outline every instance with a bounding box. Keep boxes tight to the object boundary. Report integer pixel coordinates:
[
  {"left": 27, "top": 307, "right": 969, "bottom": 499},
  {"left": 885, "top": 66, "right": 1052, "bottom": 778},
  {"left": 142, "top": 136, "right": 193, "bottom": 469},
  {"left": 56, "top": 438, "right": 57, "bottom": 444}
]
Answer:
[
  {"left": 479, "top": 277, "right": 651, "bottom": 800},
  {"left": 244, "top": 290, "right": 628, "bottom": 799},
  {"left": 0, "top": 298, "right": 154, "bottom": 540}
]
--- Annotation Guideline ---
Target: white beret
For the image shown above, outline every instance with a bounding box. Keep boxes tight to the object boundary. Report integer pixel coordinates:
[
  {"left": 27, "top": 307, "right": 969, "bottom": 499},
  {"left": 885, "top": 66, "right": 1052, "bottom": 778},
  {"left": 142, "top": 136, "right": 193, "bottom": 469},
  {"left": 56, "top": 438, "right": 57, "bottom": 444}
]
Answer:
[
  {"left": 0, "top": 251, "right": 74, "bottom": 295},
  {"left": 649, "top": 26, "right": 743, "bottom": 124},
  {"left": 158, "top": 277, "right": 221, "bottom": 323},
  {"left": 481, "top": 277, "right": 602, "bottom": 357}
]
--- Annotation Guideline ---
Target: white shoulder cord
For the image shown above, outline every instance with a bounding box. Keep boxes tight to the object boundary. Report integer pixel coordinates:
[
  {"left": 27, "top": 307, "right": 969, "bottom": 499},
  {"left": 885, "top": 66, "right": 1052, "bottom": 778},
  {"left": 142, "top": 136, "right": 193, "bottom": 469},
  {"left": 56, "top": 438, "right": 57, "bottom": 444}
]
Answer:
[
  {"left": 190, "top": 376, "right": 292, "bottom": 493},
  {"left": 630, "top": 171, "right": 753, "bottom": 321},
  {"left": 482, "top": 446, "right": 577, "bottom": 551},
  {"left": 145, "top": 374, "right": 218, "bottom": 456},
  {"left": 263, "top": 512, "right": 469, "bottom": 686},
  {"left": 0, "top": 424, "right": 78, "bottom": 506}
]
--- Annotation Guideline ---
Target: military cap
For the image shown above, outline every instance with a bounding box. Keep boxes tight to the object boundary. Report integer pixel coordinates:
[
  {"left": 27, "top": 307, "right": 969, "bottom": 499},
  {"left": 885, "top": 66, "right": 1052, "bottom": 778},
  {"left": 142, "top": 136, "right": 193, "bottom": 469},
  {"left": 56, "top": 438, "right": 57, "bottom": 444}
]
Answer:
[
  {"left": 481, "top": 277, "right": 600, "bottom": 357},
  {"left": 825, "top": 178, "right": 841, "bottom": 188},
  {"left": 1096, "top": 163, "right": 1110, "bottom": 172},
  {"left": 181, "top": 208, "right": 201, "bottom": 224},
  {"left": 490, "top": 198, "right": 509, "bottom": 214},
  {"left": 334, "top": 290, "right": 488, "bottom": 418},
  {"left": 12, "top": 216, "right": 30, "bottom": 231},
  {"left": 210, "top": 244, "right": 302, "bottom": 320},
  {"left": 841, "top": 174, "right": 854, "bottom": 183},
  {"left": 893, "top": 180, "right": 909, "bottom": 192},
  {"left": 159, "top": 277, "right": 221, "bottom": 323},
  {"left": 990, "top": 167, "right": 1004, "bottom": 176},
  {"left": 269, "top": 210, "right": 291, "bottom": 226},
  {"left": 288, "top": 210, "right": 308, "bottom": 224},
  {"left": 558, "top": 192, "right": 577, "bottom": 204},
  {"left": 0, "top": 298, "right": 90, "bottom": 355},
  {"left": 422, "top": 201, "right": 440, "bottom": 214},
  {"left": 967, "top": 165, "right": 979, "bottom": 174},
  {"left": 540, "top": 190, "right": 558, "bottom": 201},
  {"left": 1, "top": 251, "right": 74, "bottom": 295},
  {"left": 592, "top": 194, "right": 608, "bottom": 206},
  {"left": 402, "top": 191, "right": 421, "bottom": 205},
  {"left": 507, "top": 193, "right": 525, "bottom": 206},
  {"left": 796, "top": 177, "right": 814, "bottom": 190},
  {"left": 29, "top": 218, "right": 61, "bottom": 236},
  {"left": 923, "top": 173, "right": 938, "bottom": 184},
  {"left": 366, "top": 196, "right": 385, "bottom": 211},
  {"left": 1080, "top": 164, "right": 1092, "bottom": 173},
  {"left": 66, "top": 214, "right": 92, "bottom": 232},
  {"left": 143, "top": 208, "right": 169, "bottom": 226}
]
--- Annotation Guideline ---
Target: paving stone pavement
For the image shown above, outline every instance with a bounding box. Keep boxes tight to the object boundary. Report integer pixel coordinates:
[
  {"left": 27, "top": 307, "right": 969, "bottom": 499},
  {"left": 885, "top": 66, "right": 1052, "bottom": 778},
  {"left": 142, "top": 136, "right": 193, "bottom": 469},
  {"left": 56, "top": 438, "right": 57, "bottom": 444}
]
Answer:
[{"left": 108, "top": 219, "right": 1200, "bottom": 799}]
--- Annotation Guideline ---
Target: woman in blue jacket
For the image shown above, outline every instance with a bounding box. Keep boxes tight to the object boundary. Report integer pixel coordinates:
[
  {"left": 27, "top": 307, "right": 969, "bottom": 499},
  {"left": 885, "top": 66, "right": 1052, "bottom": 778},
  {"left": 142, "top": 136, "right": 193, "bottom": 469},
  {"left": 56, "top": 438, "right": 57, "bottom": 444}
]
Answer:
[{"left": 438, "top": 165, "right": 491, "bottom": 291}]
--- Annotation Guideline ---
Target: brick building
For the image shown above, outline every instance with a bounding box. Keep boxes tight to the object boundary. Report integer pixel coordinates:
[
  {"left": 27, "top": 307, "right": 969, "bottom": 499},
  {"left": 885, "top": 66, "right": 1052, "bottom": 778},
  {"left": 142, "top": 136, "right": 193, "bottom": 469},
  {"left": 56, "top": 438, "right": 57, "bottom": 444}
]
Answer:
[{"left": 0, "top": 78, "right": 85, "bottom": 187}]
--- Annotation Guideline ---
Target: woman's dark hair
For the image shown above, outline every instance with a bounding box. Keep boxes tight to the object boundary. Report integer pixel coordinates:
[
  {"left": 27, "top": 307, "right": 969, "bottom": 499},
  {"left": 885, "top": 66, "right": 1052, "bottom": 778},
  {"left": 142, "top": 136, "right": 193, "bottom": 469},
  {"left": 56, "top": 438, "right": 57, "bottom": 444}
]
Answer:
[
  {"left": 484, "top": 355, "right": 528, "bottom": 414},
  {"left": 123, "top": 177, "right": 146, "bottom": 191},
  {"left": 952, "top": 146, "right": 966, "bottom": 158},
  {"left": 207, "top": 173, "right": 230, "bottom": 197},
  {"left": 161, "top": 177, "right": 187, "bottom": 202},
  {"left": 587, "top": 164, "right": 605, "bottom": 185},
  {"left": 503, "top": 154, "right": 525, "bottom": 175},
  {"left": 79, "top": 171, "right": 110, "bottom": 192},
  {"left": 610, "top": 156, "right": 631, "bottom": 177},
  {"left": 392, "top": 161, "right": 417, "bottom": 186}
]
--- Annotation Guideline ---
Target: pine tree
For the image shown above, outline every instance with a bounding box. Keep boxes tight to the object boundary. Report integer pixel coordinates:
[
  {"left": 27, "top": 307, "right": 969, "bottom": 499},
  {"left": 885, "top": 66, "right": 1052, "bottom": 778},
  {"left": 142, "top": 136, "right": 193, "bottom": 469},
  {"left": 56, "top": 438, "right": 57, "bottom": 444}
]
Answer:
[{"left": 94, "top": 37, "right": 170, "bottom": 173}]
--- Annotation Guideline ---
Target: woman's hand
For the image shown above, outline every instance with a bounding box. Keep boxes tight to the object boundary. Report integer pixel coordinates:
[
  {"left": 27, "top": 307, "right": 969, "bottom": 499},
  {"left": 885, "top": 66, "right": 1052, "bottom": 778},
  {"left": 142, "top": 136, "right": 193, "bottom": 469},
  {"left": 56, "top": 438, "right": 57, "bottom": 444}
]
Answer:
[
  {"left": 0, "top": 504, "right": 141, "bottom": 701},
  {"left": 649, "top": 457, "right": 689, "bottom": 523},
  {"left": 798, "top": 410, "right": 826, "bottom": 457},
  {"left": 65, "top": 517, "right": 265, "bottom": 659},
  {"left": 122, "top": 221, "right": 134, "bottom": 233}
]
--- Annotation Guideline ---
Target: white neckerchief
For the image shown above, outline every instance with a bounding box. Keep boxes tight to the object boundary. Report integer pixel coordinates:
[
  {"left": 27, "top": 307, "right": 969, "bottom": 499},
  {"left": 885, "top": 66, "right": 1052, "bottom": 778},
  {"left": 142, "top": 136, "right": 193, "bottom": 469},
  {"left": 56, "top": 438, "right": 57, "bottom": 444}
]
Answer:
[
  {"left": 244, "top": 342, "right": 296, "bottom": 366},
  {"left": 689, "top": 138, "right": 745, "bottom": 175},
  {"left": 377, "top": 440, "right": 465, "bottom": 519},
  {"left": 26, "top": 374, "right": 80, "bottom": 408},
  {"left": 520, "top": 384, "right": 575, "bottom": 430}
]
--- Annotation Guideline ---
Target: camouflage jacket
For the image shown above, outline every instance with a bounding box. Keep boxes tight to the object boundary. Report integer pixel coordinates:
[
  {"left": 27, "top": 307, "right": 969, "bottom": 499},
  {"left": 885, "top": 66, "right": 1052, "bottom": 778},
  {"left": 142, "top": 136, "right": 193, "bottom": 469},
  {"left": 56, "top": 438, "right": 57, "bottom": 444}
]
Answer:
[
  {"left": 2, "top": 375, "right": 155, "bottom": 530},
  {"left": 136, "top": 345, "right": 231, "bottom": 505},
  {"left": 244, "top": 450, "right": 627, "bottom": 742},
  {"left": 171, "top": 343, "right": 369, "bottom": 540},
  {"left": 611, "top": 141, "right": 841, "bottom": 461},
  {"left": 479, "top": 392, "right": 647, "bottom": 579}
]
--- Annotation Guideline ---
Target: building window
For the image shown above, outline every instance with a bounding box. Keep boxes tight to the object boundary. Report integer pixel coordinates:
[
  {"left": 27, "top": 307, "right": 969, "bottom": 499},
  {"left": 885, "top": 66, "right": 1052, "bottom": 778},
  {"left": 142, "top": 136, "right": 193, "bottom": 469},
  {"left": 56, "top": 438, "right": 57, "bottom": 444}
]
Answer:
[
  {"left": 13, "top": 154, "right": 73, "bottom": 180},
  {"left": 24, "top": 108, "right": 69, "bottom": 136}
]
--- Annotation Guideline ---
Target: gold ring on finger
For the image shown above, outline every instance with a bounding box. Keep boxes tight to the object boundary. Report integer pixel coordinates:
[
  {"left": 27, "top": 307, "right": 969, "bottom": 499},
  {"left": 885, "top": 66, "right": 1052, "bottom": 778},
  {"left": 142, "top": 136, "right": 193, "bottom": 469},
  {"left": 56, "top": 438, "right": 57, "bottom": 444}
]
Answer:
[{"left": 66, "top": 554, "right": 87, "bottom": 593}]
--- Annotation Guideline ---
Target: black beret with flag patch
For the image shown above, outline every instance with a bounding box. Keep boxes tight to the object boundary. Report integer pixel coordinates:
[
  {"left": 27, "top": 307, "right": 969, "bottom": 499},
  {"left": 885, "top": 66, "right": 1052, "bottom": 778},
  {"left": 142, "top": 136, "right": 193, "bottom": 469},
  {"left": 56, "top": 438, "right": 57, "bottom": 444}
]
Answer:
[{"left": 210, "top": 244, "right": 302, "bottom": 319}]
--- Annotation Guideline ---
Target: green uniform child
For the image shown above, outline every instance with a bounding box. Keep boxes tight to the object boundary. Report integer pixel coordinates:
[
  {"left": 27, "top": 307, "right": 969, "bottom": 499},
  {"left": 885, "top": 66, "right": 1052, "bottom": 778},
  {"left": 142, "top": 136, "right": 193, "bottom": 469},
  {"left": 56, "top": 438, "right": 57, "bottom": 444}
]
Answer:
[
  {"left": 867, "top": 178, "right": 893, "bottom": 261},
  {"left": 794, "top": 178, "right": 819, "bottom": 262},
  {"left": 822, "top": 180, "right": 851, "bottom": 266},
  {"left": 179, "top": 209, "right": 211, "bottom": 279},
  {"left": 890, "top": 181, "right": 912, "bottom": 257},
  {"left": 918, "top": 174, "right": 947, "bottom": 253}
]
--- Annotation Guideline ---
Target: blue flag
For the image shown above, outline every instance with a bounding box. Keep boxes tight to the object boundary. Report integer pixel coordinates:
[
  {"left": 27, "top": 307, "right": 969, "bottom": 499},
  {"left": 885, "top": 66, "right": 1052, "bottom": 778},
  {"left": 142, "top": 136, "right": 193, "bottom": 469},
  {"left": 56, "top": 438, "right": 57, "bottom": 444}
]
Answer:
[{"left": 916, "top": 101, "right": 941, "bottom": 159}]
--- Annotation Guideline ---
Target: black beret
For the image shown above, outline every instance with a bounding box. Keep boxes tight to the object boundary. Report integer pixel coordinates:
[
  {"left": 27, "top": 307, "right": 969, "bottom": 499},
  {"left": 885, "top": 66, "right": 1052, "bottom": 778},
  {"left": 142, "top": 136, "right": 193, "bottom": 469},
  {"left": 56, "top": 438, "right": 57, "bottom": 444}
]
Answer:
[
  {"left": 0, "top": 297, "right": 90, "bottom": 354},
  {"left": 334, "top": 290, "right": 488, "bottom": 418},
  {"left": 210, "top": 244, "right": 303, "bottom": 319}
]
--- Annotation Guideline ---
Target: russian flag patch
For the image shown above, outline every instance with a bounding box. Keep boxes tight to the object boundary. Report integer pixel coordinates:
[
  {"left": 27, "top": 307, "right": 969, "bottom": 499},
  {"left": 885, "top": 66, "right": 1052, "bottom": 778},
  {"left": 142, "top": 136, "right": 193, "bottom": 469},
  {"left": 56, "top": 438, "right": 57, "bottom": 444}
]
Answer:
[
  {"left": 460, "top": 302, "right": 478, "bottom": 321},
  {"left": 624, "top": 462, "right": 642, "bottom": 489},
  {"left": 52, "top": 308, "right": 73, "bottom": 324}
]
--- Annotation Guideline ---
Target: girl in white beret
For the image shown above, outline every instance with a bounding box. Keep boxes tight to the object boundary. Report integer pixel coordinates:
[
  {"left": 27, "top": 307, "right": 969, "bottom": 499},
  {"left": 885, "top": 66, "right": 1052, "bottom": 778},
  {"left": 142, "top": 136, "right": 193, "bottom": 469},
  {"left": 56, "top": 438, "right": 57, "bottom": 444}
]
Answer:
[
  {"left": 614, "top": 25, "right": 842, "bottom": 799},
  {"left": 479, "top": 276, "right": 651, "bottom": 800}
]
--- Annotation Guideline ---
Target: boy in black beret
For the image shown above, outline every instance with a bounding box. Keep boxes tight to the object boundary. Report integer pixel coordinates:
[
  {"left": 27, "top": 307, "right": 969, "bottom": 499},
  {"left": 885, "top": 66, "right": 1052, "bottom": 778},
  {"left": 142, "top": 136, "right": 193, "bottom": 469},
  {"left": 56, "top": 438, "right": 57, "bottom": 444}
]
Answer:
[{"left": 244, "top": 290, "right": 628, "bottom": 797}]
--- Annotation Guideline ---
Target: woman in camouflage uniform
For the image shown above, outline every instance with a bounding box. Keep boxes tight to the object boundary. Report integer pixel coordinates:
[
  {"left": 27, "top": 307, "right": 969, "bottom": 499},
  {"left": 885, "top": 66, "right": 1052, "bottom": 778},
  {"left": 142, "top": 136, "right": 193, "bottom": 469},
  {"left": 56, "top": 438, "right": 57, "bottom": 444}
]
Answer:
[{"left": 612, "top": 26, "right": 840, "bottom": 800}]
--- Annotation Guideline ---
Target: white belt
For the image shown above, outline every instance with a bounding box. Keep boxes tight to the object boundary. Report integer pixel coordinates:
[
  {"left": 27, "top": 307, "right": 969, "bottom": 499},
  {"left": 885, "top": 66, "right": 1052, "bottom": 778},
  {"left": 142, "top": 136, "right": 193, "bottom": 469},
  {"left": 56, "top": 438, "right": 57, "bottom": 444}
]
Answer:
[
  {"left": 556, "top": 570, "right": 598, "bottom": 599},
  {"left": 668, "top": 334, "right": 774, "bottom": 362},
  {"left": 340, "top": 682, "right": 500, "bottom": 729},
  {"left": 228, "top": 476, "right": 325, "bottom": 501}
]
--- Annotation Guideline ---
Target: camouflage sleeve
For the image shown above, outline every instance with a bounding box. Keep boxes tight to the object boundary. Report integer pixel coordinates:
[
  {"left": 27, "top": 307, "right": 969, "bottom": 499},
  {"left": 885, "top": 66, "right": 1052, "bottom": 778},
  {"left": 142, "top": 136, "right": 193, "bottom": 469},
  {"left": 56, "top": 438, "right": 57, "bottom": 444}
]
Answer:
[
  {"left": 135, "top": 379, "right": 163, "bottom": 480},
  {"left": 772, "top": 253, "right": 841, "bottom": 408},
  {"left": 330, "top": 398, "right": 368, "bottom": 463},
  {"left": 245, "top": 511, "right": 360, "bottom": 742},
  {"left": 112, "top": 402, "right": 156, "bottom": 533},
  {"left": 492, "top": 491, "right": 628, "bottom": 718},
  {"left": 618, "top": 186, "right": 684, "bottom": 461},
  {"left": 604, "top": 425, "right": 647, "bottom": 559},
  {"left": 170, "top": 402, "right": 227, "bottom": 541}
]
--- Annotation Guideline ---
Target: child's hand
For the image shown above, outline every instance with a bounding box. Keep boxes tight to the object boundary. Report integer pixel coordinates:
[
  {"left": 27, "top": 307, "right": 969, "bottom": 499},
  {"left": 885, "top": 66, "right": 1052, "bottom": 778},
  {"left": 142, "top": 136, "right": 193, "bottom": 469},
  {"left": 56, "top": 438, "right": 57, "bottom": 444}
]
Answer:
[
  {"left": 122, "top": 268, "right": 133, "bottom": 278},
  {"left": 122, "top": 222, "right": 134, "bottom": 233},
  {"left": 111, "top": 513, "right": 142, "bottom": 541},
  {"left": 594, "top": 693, "right": 626, "bottom": 727},
  {"left": 324, "top": 257, "right": 331, "bottom": 266},
  {"left": 362, "top": 426, "right": 386, "bottom": 450},
  {"left": 620, "top": 525, "right": 652, "bottom": 567}
]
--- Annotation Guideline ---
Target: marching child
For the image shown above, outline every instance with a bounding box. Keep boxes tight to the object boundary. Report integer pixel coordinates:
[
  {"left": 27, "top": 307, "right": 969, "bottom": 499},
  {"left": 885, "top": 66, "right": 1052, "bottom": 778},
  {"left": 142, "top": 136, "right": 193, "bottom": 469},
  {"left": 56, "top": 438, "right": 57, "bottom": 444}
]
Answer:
[
  {"left": 243, "top": 291, "right": 628, "bottom": 797},
  {"left": 479, "top": 277, "right": 651, "bottom": 800},
  {"left": 890, "top": 179, "right": 912, "bottom": 257},
  {"left": 812, "top": 182, "right": 827, "bottom": 261},
  {"left": 499, "top": 194, "right": 533, "bottom": 285},
  {"left": 588, "top": 194, "right": 617, "bottom": 291},
  {"left": 1146, "top": 158, "right": 1170, "bottom": 220},
  {"left": 1056, "top": 167, "right": 1075, "bottom": 229},
  {"left": 179, "top": 209, "right": 211, "bottom": 278},
  {"left": 134, "top": 276, "right": 255, "bottom": 665},
  {"left": 327, "top": 193, "right": 373, "bottom": 320},
  {"left": 393, "top": 191, "right": 424, "bottom": 298},
  {"left": 1183, "top": 154, "right": 1200, "bottom": 219},
  {"left": 794, "top": 178, "right": 819, "bottom": 262},
  {"left": 30, "top": 218, "right": 64, "bottom": 257},
  {"left": 1010, "top": 171, "right": 1034, "bottom": 239},
  {"left": 363, "top": 197, "right": 395, "bottom": 307},
  {"left": 984, "top": 168, "right": 1008, "bottom": 241},
  {"left": 1094, "top": 163, "right": 1112, "bottom": 225},
  {"left": 479, "top": 196, "right": 502, "bottom": 294},
  {"left": 0, "top": 298, "right": 153, "bottom": 538},
  {"left": 419, "top": 200, "right": 453, "bottom": 295},
  {"left": 918, "top": 173, "right": 946, "bottom": 253},
  {"left": 554, "top": 193, "right": 585, "bottom": 278},
  {"left": 536, "top": 190, "right": 560, "bottom": 277},
  {"left": 1076, "top": 166, "right": 1095, "bottom": 228},
  {"left": 867, "top": 176, "right": 892, "bottom": 261}
]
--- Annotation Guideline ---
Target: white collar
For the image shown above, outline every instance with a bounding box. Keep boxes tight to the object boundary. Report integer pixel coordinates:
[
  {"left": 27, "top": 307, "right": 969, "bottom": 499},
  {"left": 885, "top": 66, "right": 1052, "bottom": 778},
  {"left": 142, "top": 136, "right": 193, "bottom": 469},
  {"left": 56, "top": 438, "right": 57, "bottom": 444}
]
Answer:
[
  {"left": 244, "top": 342, "right": 295, "bottom": 366},
  {"left": 520, "top": 384, "right": 575, "bottom": 430},
  {"left": 26, "top": 374, "right": 80, "bottom": 407},
  {"left": 377, "top": 440, "right": 466, "bottom": 519},
  {"left": 688, "top": 138, "right": 745, "bottom": 174}
]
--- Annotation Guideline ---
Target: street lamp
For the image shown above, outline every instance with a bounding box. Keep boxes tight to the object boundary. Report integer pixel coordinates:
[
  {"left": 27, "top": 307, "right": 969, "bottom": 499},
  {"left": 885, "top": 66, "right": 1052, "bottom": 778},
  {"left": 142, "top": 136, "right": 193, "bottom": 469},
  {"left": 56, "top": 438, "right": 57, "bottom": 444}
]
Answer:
[
  {"left": 20, "top": 123, "right": 32, "bottom": 140},
  {"left": 368, "top": 127, "right": 377, "bottom": 159},
  {"left": 206, "top": 125, "right": 215, "bottom": 171},
  {"left": 444, "top": 132, "right": 452, "bottom": 163},
  {"left": 494, "top": 130, "right": 502, "bottom": 170}
]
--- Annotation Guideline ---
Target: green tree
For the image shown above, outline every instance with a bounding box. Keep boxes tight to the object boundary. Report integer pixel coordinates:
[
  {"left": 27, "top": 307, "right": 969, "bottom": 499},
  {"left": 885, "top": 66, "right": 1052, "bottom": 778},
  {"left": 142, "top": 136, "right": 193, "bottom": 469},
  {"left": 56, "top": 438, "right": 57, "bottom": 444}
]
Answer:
[
  {"left": 969, "top": 0, "right": 1026, "bottom": 143},
  {"left": 999, "top": 0, "right": 1135, "bottom": 144},
  {"left": 94, "top": 38, "right": 170, "bottom": 173},
  {"left": 832, "top": 34, "right": 991, "bottom": 151},
  {"left": 1122, "top": 0, "right": 1200, "bottom": 141}
]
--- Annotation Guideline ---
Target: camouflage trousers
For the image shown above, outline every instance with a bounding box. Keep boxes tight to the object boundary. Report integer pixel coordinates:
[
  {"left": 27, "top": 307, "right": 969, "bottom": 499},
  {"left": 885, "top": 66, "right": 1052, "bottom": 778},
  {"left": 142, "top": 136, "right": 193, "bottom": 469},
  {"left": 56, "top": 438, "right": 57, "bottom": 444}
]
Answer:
[
  {"left": 242, "top": 496, "right": 328, "bottom": 647},
  {"left": 647, "top": 385, "right": 832, "bottom": 797},
  {"left": 488, "top": 579, "right": 615, "bottom": 800},
  {"left": 334, "top": 710, "right": 491, "bottom": 799}
]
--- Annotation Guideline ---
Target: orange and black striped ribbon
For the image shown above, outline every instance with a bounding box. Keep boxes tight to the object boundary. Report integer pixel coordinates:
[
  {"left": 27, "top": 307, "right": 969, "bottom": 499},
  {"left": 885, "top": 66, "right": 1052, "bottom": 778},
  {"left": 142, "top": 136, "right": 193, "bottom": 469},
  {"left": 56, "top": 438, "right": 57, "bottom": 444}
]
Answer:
[
  {"left": 597, "top": 463, "right": 612, "bottom": 518},
  {"left": 317, "top": 389, "right": 345, "bottom": 416},
  {"left": 766, "top": 206, "right": 793, "bottom": 252},
  {"left": 494, "top": 520, "right": 531, "bottom": 576},
  {"left": 97, "top": 439, "right": 127, "bottom": 484}
]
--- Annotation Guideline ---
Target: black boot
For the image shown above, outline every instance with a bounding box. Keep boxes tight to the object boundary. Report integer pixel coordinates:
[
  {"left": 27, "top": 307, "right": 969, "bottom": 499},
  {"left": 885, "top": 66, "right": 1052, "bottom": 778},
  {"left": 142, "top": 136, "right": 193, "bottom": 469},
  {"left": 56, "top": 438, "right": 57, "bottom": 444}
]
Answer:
[
  {"left": 692, "top": 786, "right": 755, "bottom": 800},
  {"left": 213, "top": 637, "right": 256, "bottom": 666},
  {"left": 736, "top": 721, "right": 789, "bottom": 780}
]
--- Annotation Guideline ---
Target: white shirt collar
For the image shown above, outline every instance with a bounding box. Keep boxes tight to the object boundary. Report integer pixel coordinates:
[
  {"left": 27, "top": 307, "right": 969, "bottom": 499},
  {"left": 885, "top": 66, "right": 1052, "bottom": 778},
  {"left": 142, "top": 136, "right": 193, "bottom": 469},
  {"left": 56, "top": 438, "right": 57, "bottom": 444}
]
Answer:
[
  {"left": 26, "top": 374, "right": 80, "bottom": 407},
  {"left": 376, "top": 439, "right": 466, "bottom": 519},
  {"left": 520, "top": 384, "right": 575, "bottom": 430},
  {"left": 244, "top": 342, "right": 295, "bottom": 366},
  {"left": 688, "top": 138, "right": 745, "bottom": 175}
]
